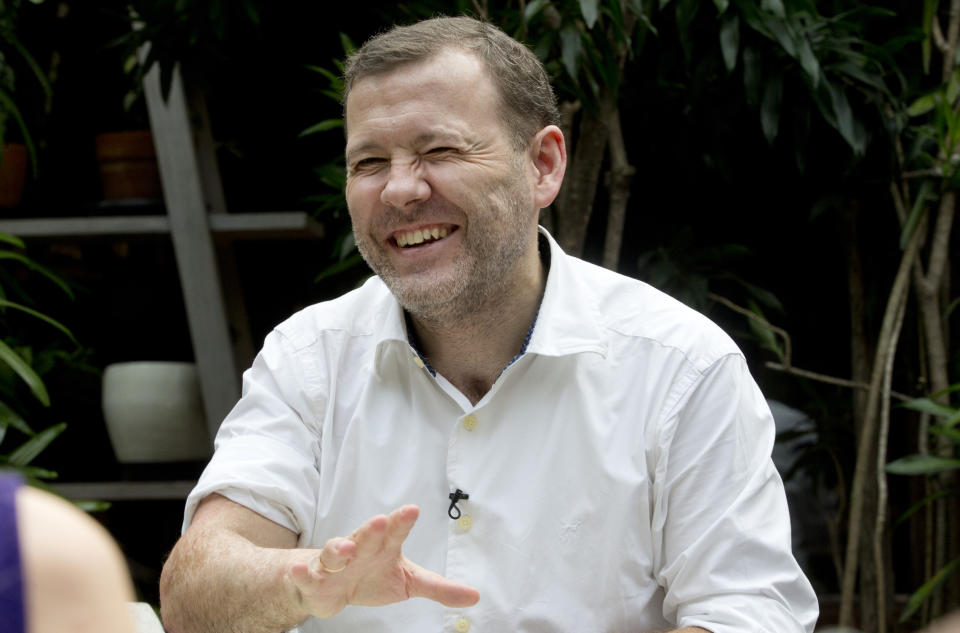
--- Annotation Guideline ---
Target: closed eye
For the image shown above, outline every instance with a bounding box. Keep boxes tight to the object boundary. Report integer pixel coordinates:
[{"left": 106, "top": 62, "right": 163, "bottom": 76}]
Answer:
[{"left": 351, "top": 157, "right": 387, "bottom": 171}]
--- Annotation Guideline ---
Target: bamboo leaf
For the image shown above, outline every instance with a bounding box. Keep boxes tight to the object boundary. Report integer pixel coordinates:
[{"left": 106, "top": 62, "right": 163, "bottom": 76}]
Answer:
[
  {"left": 299, "top": 119, "right": 343, "bottom": 137},
  {"left": 761, "top": 0, "right": 786, "bottom": 18},
  {"left": 719, "top": 15, "right": 740, "bottom": 72},
  {"left": 0, "top": 340, "right": 49, "bottom": 406},
  {"left": 0, "top": 233, "right": 25, "bottom": 249},
  {"left": 900, "top": 180, "right": 932, "bottom": 248},
  {"left": 0, "top": 400, "right": 32, "bottom": 436},
  {"left": 797, "top": 37, "right": 820, "bottom": 88},
  {"left": 13, "top": 465, "right": 58, "bottom": 480},
  {"left": 930, "top": 424, "right": 960, "bottom": 443},
  {"left": 579, "top": 0, "right": 599, "bottom": 28},
  {"left": 73, "top": 500, "right": 112, "bottom": 512},
  {"left": 899, "top": 395, "right": 956, "bottom": 420},
  {"left": 922, "top": 0, "right": 939, "bottom": 75},
  {"left": 7, "top": 423, "right": 65, "bottom": 467},
  {"left": 886, "top": 454, "right": 960, "bottom": 475},
  {"left": 524, "top": 0, "right": 550, "bottom": 24},
  {"left": 908, "top": 91, "right": 939, "bottom": 118},
  {"left": 314, "top": 253, "right": 366, "bottom": 282},
  {"left": 761, "top": 75, "right": 783, "bottom": 145},
  {"left": 894, "top": 488, "right": 953, "bottom": 527},
  {"left": 712, "top": 0, "right": 729, "bottom": 15},
  {"left": 560, "top": 24, "right": 582, "bottom": 81},
  {"left": 0, "top": 299, "right": 76, "bottom": 343},
  {"left": 0, "top": 251, "right": 74, "bottom": 299},
  {"left": 900, "top": 557, "right": 960, "bottom": 622}
]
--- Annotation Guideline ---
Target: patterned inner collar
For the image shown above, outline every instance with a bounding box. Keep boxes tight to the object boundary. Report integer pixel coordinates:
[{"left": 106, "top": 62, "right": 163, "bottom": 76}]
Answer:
[{"left": 405, "top": 233, "right": 551, "bottom": 378}]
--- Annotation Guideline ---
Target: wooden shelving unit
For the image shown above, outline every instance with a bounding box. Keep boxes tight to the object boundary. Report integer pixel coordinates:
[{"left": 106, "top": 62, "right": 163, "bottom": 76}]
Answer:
[{"left": 7, "top": 64, "right": 324, "bottom": 501}]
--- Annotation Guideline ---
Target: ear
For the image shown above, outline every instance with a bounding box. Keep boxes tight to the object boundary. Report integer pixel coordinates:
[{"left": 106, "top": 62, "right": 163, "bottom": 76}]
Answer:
[{"left": 528, "top": 125, "right": 567, "bottom": 209}]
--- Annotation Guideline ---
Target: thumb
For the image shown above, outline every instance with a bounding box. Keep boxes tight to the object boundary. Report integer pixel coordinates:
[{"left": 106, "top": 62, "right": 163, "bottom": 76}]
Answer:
[{"left": 404, "top": 560, "right": 480, "bottom": 608}]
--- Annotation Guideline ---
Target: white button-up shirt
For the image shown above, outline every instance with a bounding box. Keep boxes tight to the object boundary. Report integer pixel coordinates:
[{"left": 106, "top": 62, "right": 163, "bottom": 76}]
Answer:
[{"left": 184, "top": 229, "right": 818, "bottom": 633}]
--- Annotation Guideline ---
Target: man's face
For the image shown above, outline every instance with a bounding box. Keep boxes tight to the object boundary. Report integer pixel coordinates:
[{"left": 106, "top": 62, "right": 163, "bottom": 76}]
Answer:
[{"left": 344, "top": 49, "right": 539, "bottom": 321}]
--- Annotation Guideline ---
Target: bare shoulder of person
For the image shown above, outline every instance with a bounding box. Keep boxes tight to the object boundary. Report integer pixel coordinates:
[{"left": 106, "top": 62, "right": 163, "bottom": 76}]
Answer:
[{"left": 17, "top": 486, "right": 135, "bottom": 633}]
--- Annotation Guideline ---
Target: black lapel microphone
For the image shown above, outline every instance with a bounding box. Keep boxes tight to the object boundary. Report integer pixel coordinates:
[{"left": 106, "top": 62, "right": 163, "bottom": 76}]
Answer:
[{"left": 448, "top": 488, "right": 469, "bottom": 519}]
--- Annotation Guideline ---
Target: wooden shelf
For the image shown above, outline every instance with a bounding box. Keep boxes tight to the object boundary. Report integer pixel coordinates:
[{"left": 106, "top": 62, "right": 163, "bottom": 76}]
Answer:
[
  {"left": 53, "top": 480, "right": 196, "bottom": 501},
  {"left": 0, "top": 211, "right": 323, "bottom": 240}
]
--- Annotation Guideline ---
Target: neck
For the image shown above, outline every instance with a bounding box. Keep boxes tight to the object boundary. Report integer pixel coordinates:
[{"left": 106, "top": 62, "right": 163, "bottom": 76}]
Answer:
[{"left": 409, "top": 248, "right": 545, "bottom": 404}]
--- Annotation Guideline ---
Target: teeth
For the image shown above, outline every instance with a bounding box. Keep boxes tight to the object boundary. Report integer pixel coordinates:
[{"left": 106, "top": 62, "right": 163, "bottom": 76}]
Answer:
[{"left": 397, "top": 226, "right": 449, "bottom": 248}]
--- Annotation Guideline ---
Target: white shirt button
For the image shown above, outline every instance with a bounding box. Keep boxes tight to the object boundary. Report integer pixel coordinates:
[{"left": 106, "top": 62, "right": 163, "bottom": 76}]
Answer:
[
  {"left": 412, "top": 355, "right": 425, "bottom": 369},
  {"left": 462, "top": 414, "right": 478, "bottom": 431},
  {"left": 458, "top": 515, "right": 473, "bottom": 531},
  {"left": 455, "top": 617, "right": 471, "bottom": 632}
]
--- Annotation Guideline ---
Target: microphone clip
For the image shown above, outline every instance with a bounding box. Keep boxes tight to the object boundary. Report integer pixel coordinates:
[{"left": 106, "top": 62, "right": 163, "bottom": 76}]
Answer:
[{"left": 448, "top": 488, "right": 469, "bottom": 520}]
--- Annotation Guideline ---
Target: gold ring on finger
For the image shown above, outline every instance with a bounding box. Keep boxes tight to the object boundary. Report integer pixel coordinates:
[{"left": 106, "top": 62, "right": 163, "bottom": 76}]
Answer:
[{"left": 318, "top": 556, "right": 346, "bottom": 574}]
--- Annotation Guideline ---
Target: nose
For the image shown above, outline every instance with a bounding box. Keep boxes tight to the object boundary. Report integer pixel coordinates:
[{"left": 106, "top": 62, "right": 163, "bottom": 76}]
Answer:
[{"left": 380, "top": 160, "right": 430, "bottom": 209}]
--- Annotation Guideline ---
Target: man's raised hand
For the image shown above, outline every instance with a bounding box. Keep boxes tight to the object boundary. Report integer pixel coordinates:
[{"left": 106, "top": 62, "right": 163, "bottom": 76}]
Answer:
[{"left": 287, "top": 505, "right": 480, "bottom": 619}]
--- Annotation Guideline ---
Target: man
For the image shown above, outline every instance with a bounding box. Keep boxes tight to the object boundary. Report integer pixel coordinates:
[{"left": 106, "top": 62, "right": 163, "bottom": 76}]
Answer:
[{"left": 159, "top": 16, "right": 819, "bottom": 633}]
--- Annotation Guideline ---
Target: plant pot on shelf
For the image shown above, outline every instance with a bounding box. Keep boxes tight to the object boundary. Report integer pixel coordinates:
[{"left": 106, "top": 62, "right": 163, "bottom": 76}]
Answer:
[
  {"left": 0, "top": 143, "right": 29, "bottom": 208},
  {"left": 93, "top": 130, "right": 163, "bottom": 201},
  {"left": 101, "top": 361, "right": 212, "bottom": 463}
]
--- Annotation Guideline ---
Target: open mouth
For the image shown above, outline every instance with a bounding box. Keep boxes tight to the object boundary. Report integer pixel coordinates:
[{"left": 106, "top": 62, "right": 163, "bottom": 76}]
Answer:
[{"left": 393, "top": 225, "right": 455, "bottom": 248}]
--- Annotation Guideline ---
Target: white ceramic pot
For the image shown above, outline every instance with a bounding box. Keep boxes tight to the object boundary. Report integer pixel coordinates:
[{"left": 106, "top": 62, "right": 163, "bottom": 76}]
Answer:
[{"left": 102, "top": 361, "right": 212, "bottom": 463}]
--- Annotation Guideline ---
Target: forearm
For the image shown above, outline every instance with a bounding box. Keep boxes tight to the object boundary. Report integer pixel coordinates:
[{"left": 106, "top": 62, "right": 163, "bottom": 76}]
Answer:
[{"left": 160, "top": 525, "right": 312, "bottom": 633}]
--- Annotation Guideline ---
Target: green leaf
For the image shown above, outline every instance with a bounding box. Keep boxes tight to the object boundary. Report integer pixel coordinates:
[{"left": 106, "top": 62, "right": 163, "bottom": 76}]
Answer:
[
  {"left": 0, "top": 299, "right": 76, "bottom": 343},
  {"left": 73, "top": 500, "right": 112, "bottom": 513},
  {"left": 930, "top": 424, "right": 960, "bottom": 443},
  {"left": 713, "top": 0, "right": 729, "bottom": 15},
  {"left": 579, "top": 0, "right": 599, "bottom": 28},
  {"left": 675, "top": 0, "right": 700, "bottom": 61},
  {"left": 908, "top": 92, "right": 938, "bottom": 117},
  {"left": 796, "top": 37, "right": 820, "bottom": 89},
  {"left": 719, "top": 15, "right": 740, "bottom": 72},
  {"left": 314, "top": 252, "right": 366, "bottom": 283},
  {"left": 299, "top": 119, "right": 344, "bottom": 137},
  {"left": 0, "top": 233, "right": 25, "bottom": 249},
  {"left": 339, "top": 33, "right": 356, "bottom": 56},
  {"left": 886, "top": 454, "right": 960, "bottom": 475},
  {"left": 7, "top": 423, "right": 65, "bottom": 467},
  {"left": 922, "top": 0, "right": 939, "bottom": 75},
  {"left": 899, "top": 394, "right": 957, "bottom": 420},
  {"left": 13, "top": 465, "right": 58, "bottom": 480},
  {"left": 824, "top": 79, "right": 864, "bottom": 154},
  {"left": 761, "top": 75, "right": 783, "bottom": 145},
  {"left": 0, "top": 339, "right": 49, "bottom": 406},
  {"left": 0, "top": 251, "right": 74, "bottom": 300},
  {"left": 0, "top": 400, "right": 32, "bottom": 436},
  {"left": 901, "top": 180, "right": 932, "bottom": 249},
  {"left": 761, "top": 0, "right": 786, "bottom": 18},
  {"left": 524, "top": 0, "right": 550, "bottom": 24},
  {"left": 894, "top": 488, "right": 953, "bottom": 527},
  {"left": 559, "top": 24, "right": 582, "bottom": 81},
  {"left": 900, "top": 557, "right": 960, "bottom": 623}
]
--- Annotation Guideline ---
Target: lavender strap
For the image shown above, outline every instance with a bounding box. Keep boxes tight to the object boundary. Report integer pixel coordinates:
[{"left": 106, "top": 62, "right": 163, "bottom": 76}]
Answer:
[{"left": 0, "top": 473, "right": 24, "bottom": 633}]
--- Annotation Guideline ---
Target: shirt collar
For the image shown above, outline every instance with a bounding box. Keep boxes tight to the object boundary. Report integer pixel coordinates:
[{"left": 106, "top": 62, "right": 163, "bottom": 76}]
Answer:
[{"left": 372, "top": 226, "right": 607, "bottom": 376}]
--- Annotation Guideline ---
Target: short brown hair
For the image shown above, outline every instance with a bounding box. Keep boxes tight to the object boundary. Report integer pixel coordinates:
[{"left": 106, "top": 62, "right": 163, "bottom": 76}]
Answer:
[{"left": 343, "top": 16, "right": 560, "bottom": 150}]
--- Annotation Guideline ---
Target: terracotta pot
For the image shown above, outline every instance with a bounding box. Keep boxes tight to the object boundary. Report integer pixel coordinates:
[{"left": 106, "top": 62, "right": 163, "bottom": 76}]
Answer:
[
  {"left": 0, "top": 143, "right": 29, "bottom": 208},
  {"left": 102, "top": 361, "right": 212, "bottom": 463},
  {"left": 94, "top": 130, "right": 163, "bottom": 201}
]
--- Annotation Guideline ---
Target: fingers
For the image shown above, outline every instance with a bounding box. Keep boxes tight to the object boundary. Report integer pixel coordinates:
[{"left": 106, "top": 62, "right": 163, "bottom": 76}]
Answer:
[
  {"left": 383, "top": 505, "right": 419, "bottom": 549},
  {"left": 351, "top": 505, "right": 419, "bottom": 558},
  {"left": 312, "top": 537, "right": 355, "bottom": 574},
  {"left": 405, "top": 561, "right": 480, "bottom": 608}
]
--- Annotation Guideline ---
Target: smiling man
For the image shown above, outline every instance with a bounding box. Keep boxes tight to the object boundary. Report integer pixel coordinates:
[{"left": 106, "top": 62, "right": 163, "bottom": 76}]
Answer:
[{"left": 159, "top": 16, "right": 818, "bottom": 633}]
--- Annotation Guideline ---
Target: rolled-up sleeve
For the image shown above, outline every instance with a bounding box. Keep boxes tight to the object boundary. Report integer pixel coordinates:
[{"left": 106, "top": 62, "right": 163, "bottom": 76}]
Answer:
[
  {"left": 183, "top": 328, "right": 322, "bottom": 539},
  {"left": 652, "top": 353, "right": 819, "bottom": 633}
]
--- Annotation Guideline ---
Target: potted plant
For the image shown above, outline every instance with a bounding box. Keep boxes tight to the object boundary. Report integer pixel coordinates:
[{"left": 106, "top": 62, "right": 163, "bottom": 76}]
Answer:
[{"left": 0, "top": 0, "right": 52, "bottom": 208}]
